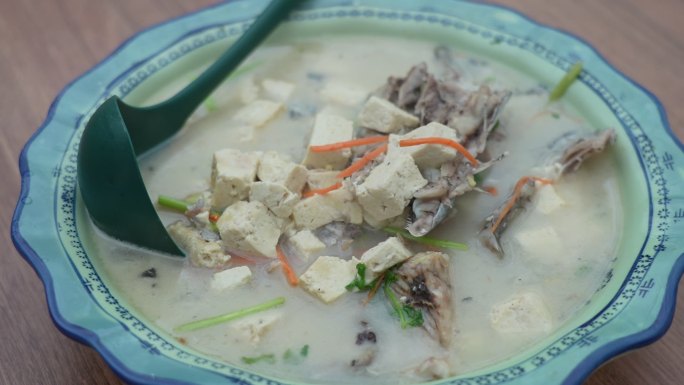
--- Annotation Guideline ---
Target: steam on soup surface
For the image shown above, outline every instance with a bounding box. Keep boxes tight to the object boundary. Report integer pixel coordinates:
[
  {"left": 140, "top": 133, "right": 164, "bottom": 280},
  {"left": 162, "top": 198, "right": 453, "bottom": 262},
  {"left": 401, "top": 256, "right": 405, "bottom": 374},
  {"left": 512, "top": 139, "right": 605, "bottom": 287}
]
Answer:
[{"left": 87, "top": 35, "right": 620, "bottom": 384}]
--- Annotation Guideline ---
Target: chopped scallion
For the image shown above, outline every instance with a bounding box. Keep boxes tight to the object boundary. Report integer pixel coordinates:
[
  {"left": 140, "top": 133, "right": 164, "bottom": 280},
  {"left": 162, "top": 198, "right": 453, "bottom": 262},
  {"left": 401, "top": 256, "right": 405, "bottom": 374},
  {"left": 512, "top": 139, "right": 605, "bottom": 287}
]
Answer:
[
  {"left": 175, "top": 297, "right": 285, "bottom": 332},
  {"left": 549, "top": 62, "right": 583, "bottom": 101},
  {"left": 157, "top": 195, "right": 189, "bottom": 212},
  {"left": 241, "top": 354, "right": 276, "bottom": 365},
  {"left": 382, "top": 227, "right": 468, "bottom": 251}
]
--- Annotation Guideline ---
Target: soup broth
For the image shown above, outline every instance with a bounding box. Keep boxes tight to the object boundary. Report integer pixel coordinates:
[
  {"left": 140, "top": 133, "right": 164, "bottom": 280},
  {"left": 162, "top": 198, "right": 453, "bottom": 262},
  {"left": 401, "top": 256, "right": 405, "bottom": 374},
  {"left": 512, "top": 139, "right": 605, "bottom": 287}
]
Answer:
[{"left": 87, "top": 35, "right": 620, "bottom": 384}]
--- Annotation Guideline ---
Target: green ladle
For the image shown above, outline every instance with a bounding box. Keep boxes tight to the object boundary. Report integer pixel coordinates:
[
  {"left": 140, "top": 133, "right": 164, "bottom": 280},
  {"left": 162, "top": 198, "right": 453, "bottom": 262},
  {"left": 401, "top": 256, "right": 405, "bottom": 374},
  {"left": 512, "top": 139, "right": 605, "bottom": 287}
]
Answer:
[{"left": 77, "top": 0, "right": 300, "bottom": 257}]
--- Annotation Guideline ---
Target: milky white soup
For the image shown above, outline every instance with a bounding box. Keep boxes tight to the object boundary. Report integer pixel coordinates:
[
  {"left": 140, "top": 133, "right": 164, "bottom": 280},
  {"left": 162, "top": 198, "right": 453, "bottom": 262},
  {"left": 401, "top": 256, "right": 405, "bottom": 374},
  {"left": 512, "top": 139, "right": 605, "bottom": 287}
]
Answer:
[{"left": 85, "top": 35, "right": 621, "bottom": 384}]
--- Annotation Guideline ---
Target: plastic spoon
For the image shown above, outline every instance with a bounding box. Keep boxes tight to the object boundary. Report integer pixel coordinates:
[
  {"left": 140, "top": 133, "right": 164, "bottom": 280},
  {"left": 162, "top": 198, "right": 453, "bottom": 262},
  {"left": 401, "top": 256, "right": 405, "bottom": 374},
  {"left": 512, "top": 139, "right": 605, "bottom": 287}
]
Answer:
[{"left": 77, "top": 0, "right": 300, "bottom": 256}]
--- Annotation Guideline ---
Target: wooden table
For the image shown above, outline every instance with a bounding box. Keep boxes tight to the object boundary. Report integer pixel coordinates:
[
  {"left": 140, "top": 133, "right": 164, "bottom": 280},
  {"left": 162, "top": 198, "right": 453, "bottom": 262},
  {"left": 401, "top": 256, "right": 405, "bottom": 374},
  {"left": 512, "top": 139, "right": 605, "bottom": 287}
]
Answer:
[{"left": 1, "top": 1, "right": 682, "bottom": 384}]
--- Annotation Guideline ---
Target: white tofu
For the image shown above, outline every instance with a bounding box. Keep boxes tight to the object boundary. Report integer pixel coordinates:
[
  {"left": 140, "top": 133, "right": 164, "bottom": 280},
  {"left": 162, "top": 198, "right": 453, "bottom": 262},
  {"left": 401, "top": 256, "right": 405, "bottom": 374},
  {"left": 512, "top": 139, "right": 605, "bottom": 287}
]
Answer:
[
  {"left": 235, "top": 125, "right": 255, "bottom": 143},
  {"left": 216, "top": 201, "right": 282, "bottom": 258},
  {"left": 513, "top": 226, "right": 564, "bottom": 258},
  {"left": 306, "top": 170, "right": 340, "bottom": 190},
  {"left": 257, "top": 151, "right": 308, "bottom": 193},
  {"left": 167, "top": 221, "right": 230, "bottom": 268},
  {"left": 299, "top": 256, "right": 359, "bottom": 303},
  {"left": 535, "top": 185, "right": 566, "bottom": 214},
  {"left": 302, "top": 114, "right": 354, "bottom": 169},
  {"left": 357, "top": 96, "right": 420, "bottom": 133},
  {"left": 356, "top": 152, "right": 428, "bottom": 221},
  {"left": 210, "top": 149, "right": 261, "bottom": 209},
  {"left": 211, "top": 266, "right": 252, "bottom": 291},
  {"left": 233, "top": 99, "right": 283, "bottom": 128},
  {"left": 249, "top": 181, "right": 300, "bottom": 218},
  {"left": 288, "top": 230, "right": 325, "bottom": 260},
  {"left": 261, "top": 78, "right": 295, "bottom": 102},
  {"left": 292, "top": 188, "right": 363, "bottom": 229},
  {"left": 229, "top": 311, "right": 282, "bottom": 345},
  {"left": 238, "top": 76, "right": 259, "bottom": 104},
  {"left": 388, "top": 122, "right": 460, "bottom": 168},
  {"left": 360, "top": 237, "right": 412, "bottom": 279},
  {"left": 490, "top": 292, "right": 553, "bottom": 334},
  {"left": 320, "top": 82, "right": 368, "bottom": 106}
]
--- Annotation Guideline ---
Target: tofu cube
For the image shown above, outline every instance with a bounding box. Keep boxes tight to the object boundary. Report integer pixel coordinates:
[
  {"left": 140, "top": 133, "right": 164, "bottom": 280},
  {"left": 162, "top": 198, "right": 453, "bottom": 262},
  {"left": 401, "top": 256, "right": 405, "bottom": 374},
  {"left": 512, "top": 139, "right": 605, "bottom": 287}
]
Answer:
[
  {"left": 535, "top": 185, "right": 566, "bottom": 214},
  {"left": 167, "top": 221, "right": 230, "bottom": 268},
  {"left": 238, "top": 76, "right": 259, "bottom": 104},
  {"left": 490, "top": 292, "right": 553, "bottom": 334},
  {"left": 210, "top": 149, "right": 261, "bottom": 209},
  {"left": 320, "top": 82, "right": 368, "bottom": 106},
  {"left": 233, "top": 99, "right": 283, "bottom": 128},
  {"left": 357, "top": 96, "right": 420, "bottom": 133},
  {"left": 302, "top": 114, "right": 354, "bottom": 169},
  {"left": 288, "top": 230, "right": 326, "bottom": 260},
  {"left": 513, "top": 226, "right": 564, "bottom": 258},
  {"left": 388, "top": 122, "right": 460, "bottom": 168},
  {"left": 292, "top": 188, "right": 363, "bottom": 229},
  {"left": 211, "top": 266, "right": 253, "bottom": 291},
  {"left": 217, "top": 201, "right": 282, "bottom": 258},
  {"left": 257, "top": 151, "right": 308, "bottom": 193},
  {"left": 299, "top": 256, "right": 359, "bottom": 303},
  {"left": 229, "top": 311, "right": 282, "bottom": 345},
  {"left": 249, "top": 181, "right": 300, "bottom": 218},
  {"left": 306, "top": 170, "right": 340, "bottom": 190},
  {"left": 235, "top": 125, "right": 255, "bottom": 143},
  {"left": 356, "top": 152, "right": 427, "bottom": 221},
  {"left": 261, "top": 78, "right": 295, "bottom": 102},
  {"left": 360, "top": 237, "right": 412, "bottom": 279}
]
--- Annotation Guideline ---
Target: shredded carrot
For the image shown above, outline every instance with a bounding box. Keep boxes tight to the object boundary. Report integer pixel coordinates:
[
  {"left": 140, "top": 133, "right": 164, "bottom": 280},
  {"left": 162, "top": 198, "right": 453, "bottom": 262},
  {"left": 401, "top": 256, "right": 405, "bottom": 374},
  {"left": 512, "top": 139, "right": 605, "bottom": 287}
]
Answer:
[
  {"left": 483, "top": 186, "right": 498, "bottom": 196},
  {"left": 309, "top": 136, "right": 388, "bottom": 152},
  {"left": 399, "top": 137, "right": 479, "bottom": 166},
  {"left": 209, "top": 213, "right": 220, "bottom": 223},
  {"left": 491, "top": 176, "right": 554, "bottom": 233},
  {"left": 276, "top": 246, "right": 299, "bottom": 286},
  {"left": 337, "top": 144, "right": 388, "bottom": 178},
  {"left": 364, "top": 272, "right": 386, "bottom": 306},
  {"left": 302, "top": 182, "right": 342, "bottom": 198}
]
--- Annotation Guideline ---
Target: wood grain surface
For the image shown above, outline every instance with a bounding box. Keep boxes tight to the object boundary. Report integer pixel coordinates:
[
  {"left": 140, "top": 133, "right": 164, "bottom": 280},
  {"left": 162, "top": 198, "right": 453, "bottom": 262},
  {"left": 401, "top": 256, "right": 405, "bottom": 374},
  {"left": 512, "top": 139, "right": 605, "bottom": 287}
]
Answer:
[{"left": 1, "top": 1, "right": 682, "bottom": 384}]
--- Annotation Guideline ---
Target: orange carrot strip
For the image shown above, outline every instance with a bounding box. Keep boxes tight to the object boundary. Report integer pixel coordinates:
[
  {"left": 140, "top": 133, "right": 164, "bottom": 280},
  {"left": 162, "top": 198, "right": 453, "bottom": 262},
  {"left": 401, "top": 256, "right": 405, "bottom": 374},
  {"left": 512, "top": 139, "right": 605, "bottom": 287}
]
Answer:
[
  {"left": 399, "top": 137, "right": 478, "bottom": 166},
  {"left": 364, "top": 272, "right": 386, "bottom": 306},
  {"left": 491, "top": 176, "right": 554, "bottom": 233},
  {"left": 209, "top": 213, "right": 220, "bottom": 223},
  {"left": 337, "top": 144, "right": 388, "bottom": 178},
  {"left": 302, "top": 182, "right": 342, "bottom": 198},
  {"left": 483, "top": 186, "right": 498, "bottom": 196},
  {"left": 309, "top": 136, "right": 388, "bottom": 152},
  {"left": 276, "top": 246, "right": 298, "bottom": 286}
]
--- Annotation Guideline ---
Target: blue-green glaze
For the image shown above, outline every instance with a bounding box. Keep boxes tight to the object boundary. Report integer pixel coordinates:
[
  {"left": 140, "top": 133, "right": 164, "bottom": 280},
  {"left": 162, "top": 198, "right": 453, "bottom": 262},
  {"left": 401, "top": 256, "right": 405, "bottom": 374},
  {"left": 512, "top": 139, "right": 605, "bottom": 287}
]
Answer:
[{"left": 11, "top": 1, "right": 684, "bottom": 384}]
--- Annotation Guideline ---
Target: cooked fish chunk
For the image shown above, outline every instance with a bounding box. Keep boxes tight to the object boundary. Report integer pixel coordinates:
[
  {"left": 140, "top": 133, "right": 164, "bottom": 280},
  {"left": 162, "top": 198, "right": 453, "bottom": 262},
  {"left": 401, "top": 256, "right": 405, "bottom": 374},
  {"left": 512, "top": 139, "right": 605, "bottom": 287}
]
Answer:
[
  {"left": 167, "top": 221, "right": 230, "bottom": 268},
  {"left": 391, "top": 251, "right": 454, "bottom": 347}
]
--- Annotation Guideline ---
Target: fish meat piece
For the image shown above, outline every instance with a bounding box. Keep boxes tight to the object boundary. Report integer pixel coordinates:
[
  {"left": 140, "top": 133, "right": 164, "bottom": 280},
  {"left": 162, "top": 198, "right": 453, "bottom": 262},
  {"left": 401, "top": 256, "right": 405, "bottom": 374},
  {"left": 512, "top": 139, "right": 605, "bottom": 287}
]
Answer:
[{"left": 391, "top": 251, "right": 454, "bottom": 347}]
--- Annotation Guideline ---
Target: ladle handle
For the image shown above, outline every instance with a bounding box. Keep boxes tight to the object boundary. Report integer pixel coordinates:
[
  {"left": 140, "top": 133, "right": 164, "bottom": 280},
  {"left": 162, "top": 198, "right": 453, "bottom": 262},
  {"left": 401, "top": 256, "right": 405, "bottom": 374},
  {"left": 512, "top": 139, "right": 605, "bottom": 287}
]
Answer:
[{"left": 150, "top": 0, "right": 300, "bottom": 124}]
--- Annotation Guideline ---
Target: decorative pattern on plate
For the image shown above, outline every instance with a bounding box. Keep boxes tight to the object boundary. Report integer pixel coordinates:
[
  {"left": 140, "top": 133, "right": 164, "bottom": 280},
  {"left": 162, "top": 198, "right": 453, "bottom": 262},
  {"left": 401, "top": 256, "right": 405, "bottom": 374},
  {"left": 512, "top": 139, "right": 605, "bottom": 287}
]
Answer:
[{"left": 12, "top": 1, "right": 683, "bottom": 385}]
